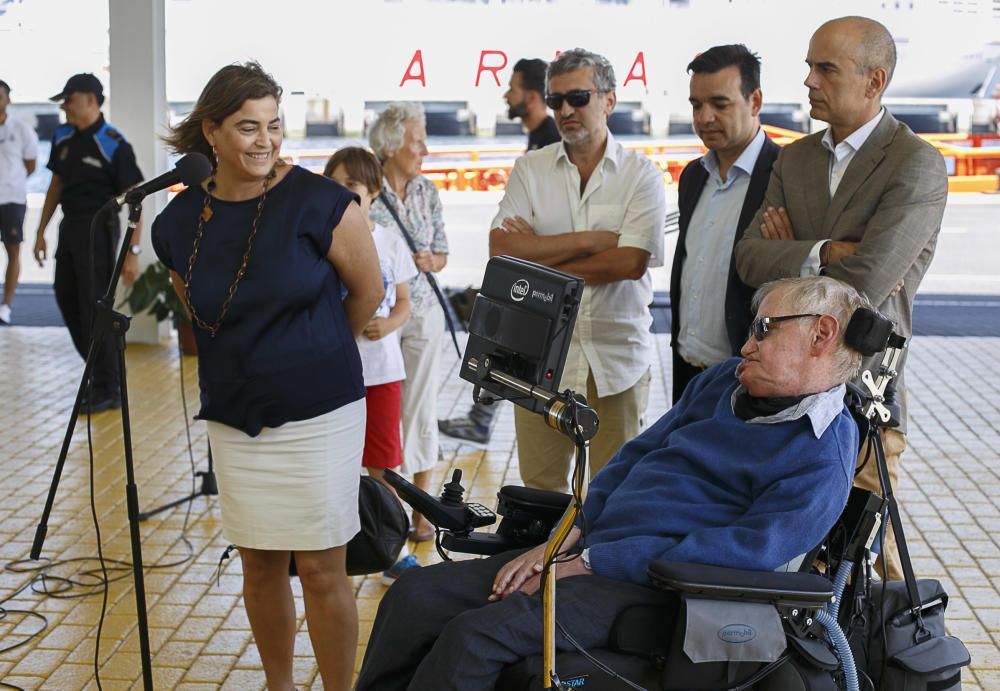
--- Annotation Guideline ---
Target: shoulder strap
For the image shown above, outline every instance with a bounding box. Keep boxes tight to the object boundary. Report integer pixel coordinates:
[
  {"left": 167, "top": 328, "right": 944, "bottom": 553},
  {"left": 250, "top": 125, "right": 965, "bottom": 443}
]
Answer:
[
  {"left": 378, "top": 192, "right": 462, "bottom": 359},
  {"left": 871, "top": 427, "right": 930, "bottom": 637}
]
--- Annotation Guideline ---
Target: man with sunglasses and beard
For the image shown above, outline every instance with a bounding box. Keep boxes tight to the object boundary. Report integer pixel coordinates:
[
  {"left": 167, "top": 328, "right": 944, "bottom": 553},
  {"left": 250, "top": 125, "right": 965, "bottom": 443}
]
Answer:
[
  {"left": 438, "top": 57, "right": 560, "bottom": 447},
  {"left": 356, "top": 275, "right": 866, "bottom": 691},
  {"left": 489, "top": 48, "right": 666, "bottom": 494}
]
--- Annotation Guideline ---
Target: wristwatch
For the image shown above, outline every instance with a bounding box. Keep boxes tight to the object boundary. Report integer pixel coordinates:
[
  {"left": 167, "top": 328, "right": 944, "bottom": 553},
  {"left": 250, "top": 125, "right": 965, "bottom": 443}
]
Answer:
[{"left": 128, "top": 244, "right": 143, "bottom": 256}]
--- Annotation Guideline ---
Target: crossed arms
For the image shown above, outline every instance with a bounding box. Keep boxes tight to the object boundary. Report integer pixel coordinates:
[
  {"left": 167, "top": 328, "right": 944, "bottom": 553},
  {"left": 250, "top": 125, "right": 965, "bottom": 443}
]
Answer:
[
  {"left": 489, "top": 219, "right": 649, "bottom": 284},
  {"left": 734, "top": 139, "right": 947, "bottom": 306},
  {"left": 488, "top": 156, "right": 665, "bottom": 285}
]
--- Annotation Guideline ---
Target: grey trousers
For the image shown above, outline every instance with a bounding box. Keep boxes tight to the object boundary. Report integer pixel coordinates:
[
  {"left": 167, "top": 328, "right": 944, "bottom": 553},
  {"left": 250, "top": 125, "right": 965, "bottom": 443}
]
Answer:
[{"left": 355, "top": 549, "right": 673, "bottom": 691}]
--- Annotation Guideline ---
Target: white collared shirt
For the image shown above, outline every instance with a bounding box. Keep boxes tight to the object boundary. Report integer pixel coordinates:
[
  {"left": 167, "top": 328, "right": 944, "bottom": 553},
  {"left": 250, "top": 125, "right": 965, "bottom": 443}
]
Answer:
[
  {"left": 801, "top": 108, "right": 886, "bottom": 276},
  {"left": 730, "top": 381, "right": 848, "bottom": 439},
  {"left": 821, "top": 108, "right": 886, "bottom": 197},
  {"left": 678, "top": 127, "right": 766, "bottom": 367},
  {"left": 491, "top": 131, "right": 667, "bottom": 397}
]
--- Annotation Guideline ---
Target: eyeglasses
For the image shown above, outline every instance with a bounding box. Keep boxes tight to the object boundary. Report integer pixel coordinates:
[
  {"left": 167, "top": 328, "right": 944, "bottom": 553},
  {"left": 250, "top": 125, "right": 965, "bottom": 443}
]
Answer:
[
  {"left": 749, "top": 313, "right": 822, "bottom": 341},
  {"left": 544, "top": 88, "right": 602, "bottom": 110}
]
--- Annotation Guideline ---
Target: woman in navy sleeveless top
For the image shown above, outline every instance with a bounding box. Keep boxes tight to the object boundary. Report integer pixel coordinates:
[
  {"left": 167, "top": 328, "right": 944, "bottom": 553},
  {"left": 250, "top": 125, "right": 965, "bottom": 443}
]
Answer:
[{"left": 151, "top": 63, "right": 383, "bottom": 691}]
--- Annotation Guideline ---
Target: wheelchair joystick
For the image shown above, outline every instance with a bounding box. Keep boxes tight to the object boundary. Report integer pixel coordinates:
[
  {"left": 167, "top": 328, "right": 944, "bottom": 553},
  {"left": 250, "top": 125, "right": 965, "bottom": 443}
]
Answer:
[{"left": 441, "top": 469, "right": 466, "bottom": 506}]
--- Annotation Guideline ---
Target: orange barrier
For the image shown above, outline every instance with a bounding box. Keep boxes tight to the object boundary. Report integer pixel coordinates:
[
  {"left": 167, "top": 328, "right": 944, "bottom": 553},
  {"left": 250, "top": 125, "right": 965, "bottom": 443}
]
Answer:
[{"left": 171, "top": 128, "right": 999, "bottom": 195}]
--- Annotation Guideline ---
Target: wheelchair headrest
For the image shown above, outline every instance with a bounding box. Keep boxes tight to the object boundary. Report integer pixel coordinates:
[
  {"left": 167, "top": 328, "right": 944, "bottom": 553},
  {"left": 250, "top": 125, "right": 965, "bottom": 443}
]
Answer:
[{"left": 844, "top": 307, "right": 895, "bottom": 357}]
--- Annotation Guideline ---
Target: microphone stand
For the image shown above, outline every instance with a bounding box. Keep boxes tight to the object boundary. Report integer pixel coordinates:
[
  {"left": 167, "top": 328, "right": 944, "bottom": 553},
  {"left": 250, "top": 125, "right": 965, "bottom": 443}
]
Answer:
[
  {"left": 138, "top": 445, "right": 217, "bottom": 521},
  {"left": 31, "top": 200, "right": 155, "bottom": 690},
  {"left": 467, "top": 356, "right": 597, "bottom": 690}
]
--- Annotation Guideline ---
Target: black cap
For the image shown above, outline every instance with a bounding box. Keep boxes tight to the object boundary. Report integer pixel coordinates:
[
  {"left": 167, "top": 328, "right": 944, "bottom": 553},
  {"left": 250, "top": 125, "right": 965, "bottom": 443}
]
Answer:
[{"left": 50, "top": 73, "right": 104, "bottom": 103}]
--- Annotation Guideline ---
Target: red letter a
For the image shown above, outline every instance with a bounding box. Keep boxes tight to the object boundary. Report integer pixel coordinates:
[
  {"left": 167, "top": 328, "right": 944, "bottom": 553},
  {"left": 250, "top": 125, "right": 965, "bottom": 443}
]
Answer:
[
  {"left": 400, "top": 50, "right": 426, "bottom": 87},
  {"left": 623, "top": 52, "right": 647, "bottom": 88},
  {"left": 475, "top": 50, "right": 508, "bottom": 87}
]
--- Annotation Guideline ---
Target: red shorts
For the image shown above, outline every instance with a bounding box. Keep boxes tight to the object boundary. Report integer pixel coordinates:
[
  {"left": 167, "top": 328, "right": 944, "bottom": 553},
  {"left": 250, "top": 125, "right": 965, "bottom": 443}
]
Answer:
[{"left": 362, "top": 381, "right": 403, "bottom": 470}]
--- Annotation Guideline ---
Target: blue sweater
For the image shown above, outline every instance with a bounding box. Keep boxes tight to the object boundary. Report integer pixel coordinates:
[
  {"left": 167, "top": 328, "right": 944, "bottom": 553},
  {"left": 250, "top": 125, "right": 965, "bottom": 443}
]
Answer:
[{"left": 582, "top": 358, "right": 857, "bottom": 585}]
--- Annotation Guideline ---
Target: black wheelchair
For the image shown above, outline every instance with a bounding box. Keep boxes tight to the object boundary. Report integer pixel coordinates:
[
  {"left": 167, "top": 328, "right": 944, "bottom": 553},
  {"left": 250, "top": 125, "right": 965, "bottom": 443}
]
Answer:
[
  {"left": 389, "top": 462, "right": 881, "bottom": 690},
  {"left": 384, "top": 305, "right": 969, "bottom": 691},
  {"left": 384, "top": 257, "right": 968, "bottom": 691}
]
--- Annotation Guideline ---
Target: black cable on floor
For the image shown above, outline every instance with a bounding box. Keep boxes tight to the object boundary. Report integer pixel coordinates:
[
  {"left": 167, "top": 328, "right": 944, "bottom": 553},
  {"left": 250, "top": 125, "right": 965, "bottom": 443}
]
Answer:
[{"left": 0, "top": 341, "right": 204, "bottom": 690}]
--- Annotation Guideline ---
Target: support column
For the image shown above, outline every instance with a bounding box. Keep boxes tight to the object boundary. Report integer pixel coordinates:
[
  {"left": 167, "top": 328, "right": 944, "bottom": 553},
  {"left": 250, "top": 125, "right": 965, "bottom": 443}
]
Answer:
[{"left": 108, "top": 0, "right": 168, "bottom": 344}]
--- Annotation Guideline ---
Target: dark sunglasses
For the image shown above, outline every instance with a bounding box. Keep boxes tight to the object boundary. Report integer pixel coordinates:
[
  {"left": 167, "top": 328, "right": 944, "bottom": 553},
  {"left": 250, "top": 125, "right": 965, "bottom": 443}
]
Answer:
[
  {"left": 544, "top": 88, "right": 602, "bottom": 110},
  {"left": 749, "top": 313, "right": 822, "bottom": 342}
]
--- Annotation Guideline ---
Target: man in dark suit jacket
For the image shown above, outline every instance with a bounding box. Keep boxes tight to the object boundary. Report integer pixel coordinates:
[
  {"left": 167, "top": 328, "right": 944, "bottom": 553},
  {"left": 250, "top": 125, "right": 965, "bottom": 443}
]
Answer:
[
  {"left": 735, "top": 17, "right": 948, "bottom": 580},
  {"left": 670, "top": 44, "right": 779, "bottom": 402}
]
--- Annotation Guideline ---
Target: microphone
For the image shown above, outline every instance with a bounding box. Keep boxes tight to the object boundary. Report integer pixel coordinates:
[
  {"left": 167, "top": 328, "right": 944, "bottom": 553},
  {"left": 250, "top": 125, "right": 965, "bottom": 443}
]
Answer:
[{"left": 114, "top": 153, "right": 212, "bottom": 207}]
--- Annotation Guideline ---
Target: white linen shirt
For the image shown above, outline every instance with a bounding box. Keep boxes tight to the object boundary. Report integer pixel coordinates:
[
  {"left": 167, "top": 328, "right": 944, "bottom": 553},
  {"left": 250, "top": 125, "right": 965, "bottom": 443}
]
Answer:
[
  {"left": 0, "top": 115, "right": 39, "bottom": 205},
  {"left": 491, "top": 132, "right": 666, "bottom": 398}
]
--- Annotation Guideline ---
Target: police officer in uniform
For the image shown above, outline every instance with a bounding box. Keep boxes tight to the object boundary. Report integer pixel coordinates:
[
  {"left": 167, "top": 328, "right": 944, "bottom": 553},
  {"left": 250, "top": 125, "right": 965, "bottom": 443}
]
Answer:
[{"left": 33, "top": 73, "right": 144, "bottom": 414}]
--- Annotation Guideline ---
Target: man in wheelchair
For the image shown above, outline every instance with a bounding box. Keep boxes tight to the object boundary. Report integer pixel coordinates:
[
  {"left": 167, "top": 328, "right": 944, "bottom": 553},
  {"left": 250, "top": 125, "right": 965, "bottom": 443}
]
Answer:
[{"left": 356, "top": 276, "right": 870, "bottom": 691}]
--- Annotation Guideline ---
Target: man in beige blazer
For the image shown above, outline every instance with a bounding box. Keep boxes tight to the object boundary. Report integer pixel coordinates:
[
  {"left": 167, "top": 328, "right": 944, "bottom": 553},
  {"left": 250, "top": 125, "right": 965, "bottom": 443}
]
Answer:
[{"left": 735, "top": 15, "right": 948, "bottom": 580}]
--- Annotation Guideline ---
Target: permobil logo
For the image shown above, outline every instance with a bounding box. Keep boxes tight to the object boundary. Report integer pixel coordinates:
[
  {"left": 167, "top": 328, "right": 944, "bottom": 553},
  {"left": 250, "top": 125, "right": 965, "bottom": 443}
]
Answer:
[
  {"left": 718, "top": 625, "right": 756, "bottom": 643},
  {"left": 511, "top": 279, "right": 530, "bottom": 302}
]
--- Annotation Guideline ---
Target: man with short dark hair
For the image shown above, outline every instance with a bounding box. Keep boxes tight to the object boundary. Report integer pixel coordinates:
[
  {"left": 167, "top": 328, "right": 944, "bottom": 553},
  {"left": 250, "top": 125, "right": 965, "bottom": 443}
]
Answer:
[
  {"left": 507, "top": 58, "right": 561, "bottom": 151},
  {"left": 735, "top": 16, "right": 948, "bottom": 580},
  {"left": 489, "top": 48, "right": 666, "bottom": 493},
  {"left": 439, "top": 57, "right": 561, "bottom": 446},
  {"left": 34, "top": 73, "right": 144, "bottom": 414},
  {"left": 0, "top": 78, "right": 39, "bottom": 325},
  {"left": 357, "top": 275, "right": 868, "bottom": 691},
  {"left": 670, "top": 44, "right": 779, "bottom": 402}
]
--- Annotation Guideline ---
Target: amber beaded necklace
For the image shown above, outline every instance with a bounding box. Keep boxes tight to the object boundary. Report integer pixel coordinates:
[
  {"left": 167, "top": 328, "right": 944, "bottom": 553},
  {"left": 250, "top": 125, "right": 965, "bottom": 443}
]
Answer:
[{"left": 184, "top": 168, "right": 276, "bottom": 338}]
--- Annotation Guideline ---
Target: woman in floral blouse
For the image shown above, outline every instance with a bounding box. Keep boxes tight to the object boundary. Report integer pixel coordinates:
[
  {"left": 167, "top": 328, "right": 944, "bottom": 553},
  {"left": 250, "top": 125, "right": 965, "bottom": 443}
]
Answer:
[{"left": 369, "top": 103, "right": 449, "bottom": 545}]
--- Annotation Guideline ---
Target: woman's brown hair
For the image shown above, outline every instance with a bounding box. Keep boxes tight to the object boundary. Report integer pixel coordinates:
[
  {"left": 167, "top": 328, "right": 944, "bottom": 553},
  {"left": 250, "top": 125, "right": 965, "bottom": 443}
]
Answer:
[
  {"left": 323, "top": 147, "right": 383, "bottom": 195},
  {"left": 162, "top": 61, "right": 282, "bottom": 169}
]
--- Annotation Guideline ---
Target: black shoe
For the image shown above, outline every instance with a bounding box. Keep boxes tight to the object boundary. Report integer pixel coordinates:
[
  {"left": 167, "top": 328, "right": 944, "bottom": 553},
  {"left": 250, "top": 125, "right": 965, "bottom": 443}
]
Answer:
[
  {"left": 438, "top": 417, "right": 490, "bottom": 445},
  {"left": 79, "top": 395, "right": 122, "bottom": 415}
]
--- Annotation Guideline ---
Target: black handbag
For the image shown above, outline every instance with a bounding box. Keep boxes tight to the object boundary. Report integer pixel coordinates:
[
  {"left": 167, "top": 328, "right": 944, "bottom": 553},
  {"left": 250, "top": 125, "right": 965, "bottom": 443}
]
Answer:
[
  {"left": 346, "top": 475, "right": 410, "bottom": 575},
  {"left": 289, "top": 476, "right": 410, "bottom": 577},
  {"left": 854, "top": 579, "right": 969, "bottom": 691},
  {"left": 849, "top": 430, "right": 970, "bottom": 691}
]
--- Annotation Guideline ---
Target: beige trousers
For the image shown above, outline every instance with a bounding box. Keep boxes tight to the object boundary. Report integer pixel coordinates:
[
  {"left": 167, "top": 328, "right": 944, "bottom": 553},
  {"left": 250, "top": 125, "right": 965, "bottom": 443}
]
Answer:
[
  {"left": 399, "top": 303, "right": 445, "bottom": 475},
  {"left": 514, "top": 368, "right": 651, "bottom": 493},
  {"left": 853, "top": 427, "right": 906, "bottom": 581}
]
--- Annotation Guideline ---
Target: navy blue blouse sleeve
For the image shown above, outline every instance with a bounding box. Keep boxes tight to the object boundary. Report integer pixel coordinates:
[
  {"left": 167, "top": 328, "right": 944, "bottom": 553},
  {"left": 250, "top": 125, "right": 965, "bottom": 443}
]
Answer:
[
  {"left": 304, "top": 175, "right": 360, "bottom": 257},
  {"left": 151, "top": 215, "right": 174, "bottom": 271}
]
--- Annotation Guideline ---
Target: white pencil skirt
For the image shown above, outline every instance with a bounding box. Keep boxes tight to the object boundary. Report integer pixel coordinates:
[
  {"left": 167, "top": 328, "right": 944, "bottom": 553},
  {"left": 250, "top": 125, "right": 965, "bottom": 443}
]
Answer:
[{"left": 206, "top": 398, "right": 366, "bottom": 551}]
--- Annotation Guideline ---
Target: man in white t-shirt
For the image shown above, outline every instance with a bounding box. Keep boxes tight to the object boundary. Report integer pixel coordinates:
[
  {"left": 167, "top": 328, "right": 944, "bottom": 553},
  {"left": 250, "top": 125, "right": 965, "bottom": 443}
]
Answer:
[
  {"left": 0, "top": 79, "right": 39, "bottom": 324},
  {"left": 489, "top": 48, "right": 666, "bottom": 492}
]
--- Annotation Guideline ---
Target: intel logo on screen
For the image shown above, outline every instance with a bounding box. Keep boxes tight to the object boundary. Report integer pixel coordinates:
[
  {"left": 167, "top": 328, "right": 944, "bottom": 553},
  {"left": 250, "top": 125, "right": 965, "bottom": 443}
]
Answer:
[{"left": 511, "top": 279, "right": 529, "bottom": 302}]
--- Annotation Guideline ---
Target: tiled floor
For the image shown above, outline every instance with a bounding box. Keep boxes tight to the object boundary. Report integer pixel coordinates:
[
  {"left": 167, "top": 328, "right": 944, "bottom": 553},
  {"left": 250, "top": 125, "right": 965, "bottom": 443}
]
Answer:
[{"left": 0, "top": 327, "right": 997, "bottom": 689}]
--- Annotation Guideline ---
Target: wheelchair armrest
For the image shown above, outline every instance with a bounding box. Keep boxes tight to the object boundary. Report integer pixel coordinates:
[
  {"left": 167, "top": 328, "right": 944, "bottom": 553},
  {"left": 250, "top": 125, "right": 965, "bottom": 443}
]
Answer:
[
  {"left": 497, "top": 485, "right": 572, "bottom": 510},
  {"left": 648, "top": 560, "right": 834, "bottom": 608}
]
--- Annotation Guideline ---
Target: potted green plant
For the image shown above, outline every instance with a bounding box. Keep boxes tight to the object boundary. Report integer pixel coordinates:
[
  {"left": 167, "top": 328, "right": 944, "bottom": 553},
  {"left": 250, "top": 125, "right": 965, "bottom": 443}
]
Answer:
[{"left": 123, "top": 260, "right": 197, "bottom": 355}]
